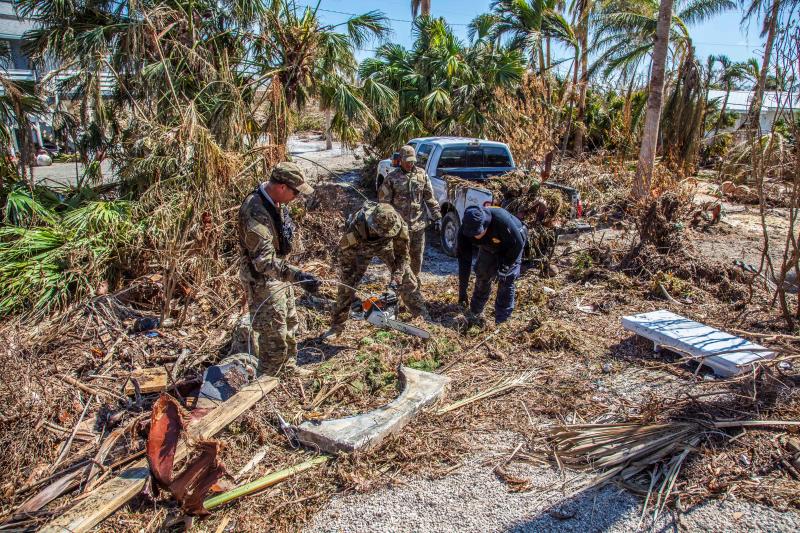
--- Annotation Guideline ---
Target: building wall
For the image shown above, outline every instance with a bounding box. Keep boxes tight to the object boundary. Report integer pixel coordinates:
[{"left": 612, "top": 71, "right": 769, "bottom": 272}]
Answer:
[{"left": 0, "top": 0, "right": 35, "bottom": 69}]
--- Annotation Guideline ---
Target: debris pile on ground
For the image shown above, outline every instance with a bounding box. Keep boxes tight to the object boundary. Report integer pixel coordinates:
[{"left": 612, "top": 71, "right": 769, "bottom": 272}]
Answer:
[{"left": 1, "top": 153, "right": 799, "bottom": 532}]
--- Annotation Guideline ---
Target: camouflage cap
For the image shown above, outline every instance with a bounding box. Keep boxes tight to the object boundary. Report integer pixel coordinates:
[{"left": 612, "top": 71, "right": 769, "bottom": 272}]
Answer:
[
  {"left": 400, "top": 145, "right": 417, "bottom": 163},
  {"left": 270, "top": 161, "right": 314, "bottom": 195},
  {"left": 367, "top": 203, "right": 402, "bottom": 237}
]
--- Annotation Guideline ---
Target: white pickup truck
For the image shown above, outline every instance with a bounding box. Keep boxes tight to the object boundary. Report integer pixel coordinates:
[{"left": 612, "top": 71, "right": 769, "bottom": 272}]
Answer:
[{"left": 376, "top": 137, "right": 585, "bottom": 256}]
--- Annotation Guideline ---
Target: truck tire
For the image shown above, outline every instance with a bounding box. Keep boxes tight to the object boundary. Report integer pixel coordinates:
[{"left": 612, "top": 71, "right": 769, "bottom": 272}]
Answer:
[{"left": 440, "top": 211, "right": 460, "bottom": 257}]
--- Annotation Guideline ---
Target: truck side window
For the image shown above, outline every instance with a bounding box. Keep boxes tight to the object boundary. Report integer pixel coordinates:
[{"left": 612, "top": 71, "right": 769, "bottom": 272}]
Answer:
[
  {"left": 439, "top": 147, "right": 466, "bottom": 168},
  {"left": 484, "top": 146, "right": 512, "bottom": 167},
  {"left": 416, "top": 143, "right": 433, "bottom": 167}
]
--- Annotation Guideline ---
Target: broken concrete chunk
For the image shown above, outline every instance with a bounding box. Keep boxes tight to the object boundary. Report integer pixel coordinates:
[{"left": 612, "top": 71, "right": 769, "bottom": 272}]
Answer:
[
  {"left": 124, "top": 367, "right": 168, "bottom": 395},
  {"left": 621, "top": 310, "right": 774, "bottom": 377},
  {"left": 293, "top": 366, "right": 449, "bottom": 454}
]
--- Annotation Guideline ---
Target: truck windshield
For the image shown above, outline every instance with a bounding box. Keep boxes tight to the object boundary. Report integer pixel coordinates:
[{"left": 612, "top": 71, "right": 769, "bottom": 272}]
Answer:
[{"left": 438, "top": 145, "right": 512, "bottom": 168}]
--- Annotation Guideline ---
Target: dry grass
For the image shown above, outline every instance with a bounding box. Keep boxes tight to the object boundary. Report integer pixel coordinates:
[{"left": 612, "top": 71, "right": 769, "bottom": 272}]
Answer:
[{"left": 1, "top": 164, "right": 799, "bottom": 531}]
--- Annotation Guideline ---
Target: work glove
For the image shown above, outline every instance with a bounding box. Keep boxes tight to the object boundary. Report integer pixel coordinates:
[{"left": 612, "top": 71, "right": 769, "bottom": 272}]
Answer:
[
  {"left": 297, "top": 271, "right": 322, "bottom": 294},
  {"left": 389, "top": 273, "right": 402, "bottom": 291}
]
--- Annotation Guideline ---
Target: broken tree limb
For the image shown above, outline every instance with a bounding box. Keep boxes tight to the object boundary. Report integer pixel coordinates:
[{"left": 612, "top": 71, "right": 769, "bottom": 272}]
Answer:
[
  {"left": 203, "top": 456, "right": 329, "bottom": 511},
  {"left": 60, "top": 374, "right": 127, "bottom": 402},
  {"left": 51, "top": 394, "right": 94, "bottom": 473},
  {"left": 40, "top": 374, "right": 278, "bottom": 533}
]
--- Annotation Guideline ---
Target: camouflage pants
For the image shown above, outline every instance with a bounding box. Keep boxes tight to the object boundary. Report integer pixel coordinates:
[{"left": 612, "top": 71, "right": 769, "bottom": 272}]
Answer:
[
  {"left": 331, "top": 248, "right": 428, "bottom": 328},
  {"left": 409, "top": 227, "right": 425, "bottom": 277},
  {"left": 243, "top": 278, "right": 298, "bottom": 375}
]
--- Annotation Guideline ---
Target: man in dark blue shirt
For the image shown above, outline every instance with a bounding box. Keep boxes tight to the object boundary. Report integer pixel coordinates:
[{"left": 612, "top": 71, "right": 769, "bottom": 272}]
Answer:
[{"left": 458, "top": 206, "right": 528, "bottom": 325}]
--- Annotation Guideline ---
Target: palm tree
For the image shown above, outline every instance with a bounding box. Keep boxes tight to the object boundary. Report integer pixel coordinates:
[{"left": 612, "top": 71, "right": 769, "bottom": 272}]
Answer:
[
  {"left": 634, "top": 0, "right": 675, "bottom": 199},
  {"left": 253, "top": 1, "right": 390, "bottom": 149},
  {"left": 570, "top": 0, "right": 597, "bottom": 156},
  {"left": 490, "top": 0, "right": 576, "bottom": 72},
  {"left": 593, "top": 0, "right": 737, "bottom": 81},
  {"left": 359, "top": 16, "right": 526, "bottom": 150},
  {"left": 740, "top": 0, "right": 784, "bottom": 131},
  {"left": 710, "top": 55, "right": 746, "bottom": 136},
  {"left": 0, "top": 41, "right": 45, "bottom": 187},
  {"left": 412, "top": 0, "right": 432, "bottom": 17}
]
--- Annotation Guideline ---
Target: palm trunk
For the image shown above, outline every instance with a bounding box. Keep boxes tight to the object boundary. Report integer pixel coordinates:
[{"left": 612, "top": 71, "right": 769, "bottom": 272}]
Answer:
[
  {"left": 746, "top": 0, "right": 780, "bottom": 132},
  {"left": 538, "top": 42, "right": 546, "bottom": 74},
  {"left": 633, "top": 0, "right": 674, "bottom": 199},
  {"left": 324, "top": 107, "right": 333, "bottom": 150},
  {"left": 713, "top": 84, "right": 730, "bottom": 137},
  {"left": 561, "top": 52, "right": 580, "bottom": 154},
  {"left": 546, "top": 37, "right": 551, "bottom": 70},
  {"left": 574, "top": 25, "right": 589, "bottom": 157}
]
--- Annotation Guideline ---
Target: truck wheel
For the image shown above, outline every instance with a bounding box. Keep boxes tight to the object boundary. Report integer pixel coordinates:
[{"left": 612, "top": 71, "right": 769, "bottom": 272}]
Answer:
[{"left": 440, "top": 211, "right": 460, "bottom": 257}]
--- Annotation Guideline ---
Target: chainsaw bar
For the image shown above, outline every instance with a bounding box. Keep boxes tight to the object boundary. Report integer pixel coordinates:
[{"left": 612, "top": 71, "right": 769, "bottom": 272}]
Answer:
[{"left": 365, "top": 307, "right": 431, "bottom": 339}]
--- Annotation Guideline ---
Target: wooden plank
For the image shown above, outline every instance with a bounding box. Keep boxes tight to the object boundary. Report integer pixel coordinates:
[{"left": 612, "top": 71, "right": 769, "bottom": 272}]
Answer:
[
  {"left": 41, "top": 375, "right": 278, "bottom": 533},
  {"left": 123, "top": 367, "right": 169, "bottom": 395},
  {"left": 621, "top": 310, "right": 774, "bottom": 377}
]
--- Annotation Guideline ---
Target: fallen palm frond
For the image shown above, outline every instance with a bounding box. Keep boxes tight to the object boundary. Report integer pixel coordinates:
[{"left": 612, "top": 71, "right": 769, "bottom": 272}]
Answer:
[
  {"left": 544, "top": 419, "right": 800, "bottom": 522},
  {"left": 437, "top": 370, "right": 537, "bottom": 415}
]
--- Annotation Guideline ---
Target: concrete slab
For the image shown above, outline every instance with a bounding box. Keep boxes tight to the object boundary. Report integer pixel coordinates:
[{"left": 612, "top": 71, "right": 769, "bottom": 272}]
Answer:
[
  {"left": 293, "top": 366, "right": 449, "bottom": 454},
  {"left": 622, "top": 309, "right": 774, "bottom": 377}
]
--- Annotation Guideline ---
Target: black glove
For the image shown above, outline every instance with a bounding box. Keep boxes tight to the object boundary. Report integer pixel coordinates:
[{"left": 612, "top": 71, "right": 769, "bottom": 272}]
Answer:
[{"left": 297, "top": 272, "right": 322, "bottom": 293}]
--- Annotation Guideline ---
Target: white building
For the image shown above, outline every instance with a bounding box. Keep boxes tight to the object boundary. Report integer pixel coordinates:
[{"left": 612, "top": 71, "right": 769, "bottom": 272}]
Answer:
[
  {"left": 707, "top": 89, "right": 799, "bottom": 134},
  {"left": 1, "top": 1, "right": 114, "bottom": 157}
]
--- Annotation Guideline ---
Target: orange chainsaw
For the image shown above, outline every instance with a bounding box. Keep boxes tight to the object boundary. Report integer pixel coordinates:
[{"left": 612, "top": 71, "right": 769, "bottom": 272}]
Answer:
[{"left": 352, "top": 290, "right": 430, "bottom": 339}]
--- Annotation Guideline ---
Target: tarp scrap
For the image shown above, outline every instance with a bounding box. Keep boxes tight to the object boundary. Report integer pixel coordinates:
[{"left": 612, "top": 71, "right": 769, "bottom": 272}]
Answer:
[{"left": 146, "top": 394, "right": 228, "bottom": 516}]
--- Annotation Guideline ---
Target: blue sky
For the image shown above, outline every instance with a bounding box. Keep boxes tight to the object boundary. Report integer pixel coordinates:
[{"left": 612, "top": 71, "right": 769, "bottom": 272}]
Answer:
[{"left": 302, "top": 0, "right": 766, "bottom": 70}]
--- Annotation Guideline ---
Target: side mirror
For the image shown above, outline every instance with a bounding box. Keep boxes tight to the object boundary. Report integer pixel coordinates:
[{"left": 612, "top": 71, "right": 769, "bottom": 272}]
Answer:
[{"left": 391, "top": 152, "right": 400, "bottom": 167}]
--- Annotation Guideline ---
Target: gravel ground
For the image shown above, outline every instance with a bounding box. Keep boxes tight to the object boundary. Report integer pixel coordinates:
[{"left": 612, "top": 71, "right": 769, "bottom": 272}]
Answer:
[{"left": 307, "top": 448, "right": 800, "bottom": 532}]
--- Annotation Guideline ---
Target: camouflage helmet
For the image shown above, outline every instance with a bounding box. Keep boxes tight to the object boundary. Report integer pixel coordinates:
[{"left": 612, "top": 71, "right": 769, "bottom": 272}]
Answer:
[{"left": 367, "top": 203, "right": 402, "bottom": 237}]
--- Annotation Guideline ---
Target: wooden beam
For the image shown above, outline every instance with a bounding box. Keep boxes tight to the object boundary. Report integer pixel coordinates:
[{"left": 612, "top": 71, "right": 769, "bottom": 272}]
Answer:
[
  {"left": 123, "top": 368, "right": 169, "bottom": 395},
  {"left": 41, "top": 375, "right": 278, "bottom": 533}
]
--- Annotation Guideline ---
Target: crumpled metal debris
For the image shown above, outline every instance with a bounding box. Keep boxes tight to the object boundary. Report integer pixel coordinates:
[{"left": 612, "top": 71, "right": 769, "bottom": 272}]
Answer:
[{"left": 146, "top": 394, "right": 228, "bottom": 516}]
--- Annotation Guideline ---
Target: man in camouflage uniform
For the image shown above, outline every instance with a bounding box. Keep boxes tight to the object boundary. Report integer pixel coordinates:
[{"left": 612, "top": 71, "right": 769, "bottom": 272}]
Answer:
[
  {"left": 326, "top": 202, "right": 429, "bottom": 336},
  {"left": 238, "top": 162, "right": 322, "bottom": 374},
  {"left": 378, "top": 145, "right": 441, "bottom": 276}
]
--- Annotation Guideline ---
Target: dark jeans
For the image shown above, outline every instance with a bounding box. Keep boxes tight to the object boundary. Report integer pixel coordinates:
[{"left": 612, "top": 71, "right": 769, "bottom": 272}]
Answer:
[{"left": 469, "top": 248, "right": 523, "bottom": 324}]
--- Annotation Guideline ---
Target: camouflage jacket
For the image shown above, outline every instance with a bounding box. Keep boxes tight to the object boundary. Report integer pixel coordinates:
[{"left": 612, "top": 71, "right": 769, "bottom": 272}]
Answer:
[
  {"left": 238, "top": 185, "right": 302, "bottom": 284},
  {"left": 339, "top": 206, "right": 411, "bottom": 275},
  {"left": 378, "top": 165, "right": 441, "bottom": 231}
]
